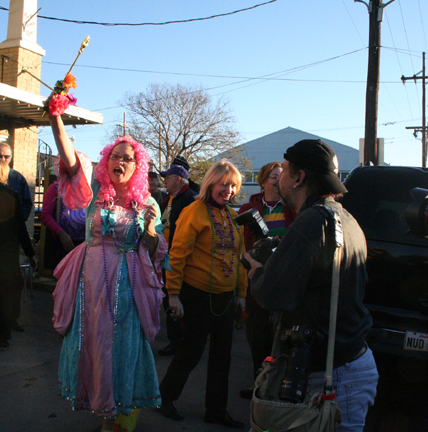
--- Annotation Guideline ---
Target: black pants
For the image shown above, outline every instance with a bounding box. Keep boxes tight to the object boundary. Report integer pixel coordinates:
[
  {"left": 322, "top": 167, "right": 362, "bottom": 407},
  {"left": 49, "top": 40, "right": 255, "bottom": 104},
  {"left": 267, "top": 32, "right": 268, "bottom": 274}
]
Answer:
[
  {"left": 159, "top": 282, "right": 235, "bottom": 413},
  {"left": 245, "top": 298, "right": 274, "bottom": 378},
  {"left": 161, "top": 287, "right": 183, "bottom": 344},
  {"left": 0, "top": 270, "right": 23, "bottom": 342}
]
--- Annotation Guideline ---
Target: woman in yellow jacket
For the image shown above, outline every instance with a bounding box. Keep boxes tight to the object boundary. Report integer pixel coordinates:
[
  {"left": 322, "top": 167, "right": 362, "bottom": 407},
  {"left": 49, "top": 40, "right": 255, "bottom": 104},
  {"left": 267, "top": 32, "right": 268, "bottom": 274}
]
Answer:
[{"left": 159, "top": 159, "right": 247, "bottom": 429}]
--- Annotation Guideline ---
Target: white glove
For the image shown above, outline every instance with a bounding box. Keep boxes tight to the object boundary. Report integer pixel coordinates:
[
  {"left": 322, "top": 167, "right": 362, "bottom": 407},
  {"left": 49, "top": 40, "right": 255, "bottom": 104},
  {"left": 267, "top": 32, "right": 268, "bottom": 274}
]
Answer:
[
  {"left": 235, "top": 296, "right": 246, "bottom": 311},
  {"left": 168, "top": 294, "right": 184, "bottom": 318}
]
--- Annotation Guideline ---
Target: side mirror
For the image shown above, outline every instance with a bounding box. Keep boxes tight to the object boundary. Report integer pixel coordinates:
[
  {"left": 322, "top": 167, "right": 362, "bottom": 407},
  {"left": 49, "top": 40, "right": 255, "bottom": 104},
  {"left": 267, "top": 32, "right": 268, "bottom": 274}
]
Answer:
[{"left": 405, "top": 187, "right": 428, "bottom": 236}]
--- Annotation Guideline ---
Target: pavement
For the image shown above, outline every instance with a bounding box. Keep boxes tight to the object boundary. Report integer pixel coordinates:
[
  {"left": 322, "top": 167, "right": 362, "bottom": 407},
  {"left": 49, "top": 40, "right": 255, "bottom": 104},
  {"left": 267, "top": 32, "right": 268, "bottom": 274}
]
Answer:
[{"left": 0, "top": 279, "right": 254, "bottom": 432}]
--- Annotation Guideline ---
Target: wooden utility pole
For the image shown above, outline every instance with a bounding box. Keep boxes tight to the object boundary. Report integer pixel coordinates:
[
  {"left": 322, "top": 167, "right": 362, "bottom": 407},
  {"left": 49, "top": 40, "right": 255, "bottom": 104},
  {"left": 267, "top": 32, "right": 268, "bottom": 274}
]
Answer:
[
  {"left": 117, "top": 112, "right": 132, "bottom": 136},
  {"left": 402, "top": 52, "right": 427, "bottom": 167},
  {"left": 355, "top": 0, "right": 395, "bottom": 165}
]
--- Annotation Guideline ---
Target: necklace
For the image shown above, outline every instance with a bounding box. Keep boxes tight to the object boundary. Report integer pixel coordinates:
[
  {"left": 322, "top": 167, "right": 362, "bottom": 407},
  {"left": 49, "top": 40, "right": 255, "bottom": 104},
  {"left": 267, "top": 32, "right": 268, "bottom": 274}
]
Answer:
[
  {"left": 101, "top": 206, "right": 138, "bottom": 324},
  {"left": 100, "top": 202, "right": 161, "bottom": 329},
  {"left": 206, "top": 203, "right": 242, "bottom": 316},
  {"left": 208, "top": 204, "right": 235, "bottom": 277}
]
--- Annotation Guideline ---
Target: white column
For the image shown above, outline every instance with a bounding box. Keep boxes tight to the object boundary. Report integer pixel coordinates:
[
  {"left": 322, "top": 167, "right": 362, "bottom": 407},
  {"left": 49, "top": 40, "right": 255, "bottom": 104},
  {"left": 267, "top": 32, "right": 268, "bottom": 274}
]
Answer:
[{"left": 0, "top": 0, "right": 45, "bottom": 55}]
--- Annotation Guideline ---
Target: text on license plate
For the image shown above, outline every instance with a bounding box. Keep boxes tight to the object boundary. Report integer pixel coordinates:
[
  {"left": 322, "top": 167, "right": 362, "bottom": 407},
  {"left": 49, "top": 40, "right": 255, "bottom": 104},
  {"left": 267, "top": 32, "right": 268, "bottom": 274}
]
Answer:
[{"left": 404, "top": 331, "right": 428, "bottom": 352}]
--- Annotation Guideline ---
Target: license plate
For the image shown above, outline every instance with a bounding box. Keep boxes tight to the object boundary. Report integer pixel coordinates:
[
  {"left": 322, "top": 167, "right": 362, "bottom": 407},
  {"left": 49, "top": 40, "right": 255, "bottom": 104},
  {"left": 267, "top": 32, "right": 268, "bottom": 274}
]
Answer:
[{"left": 404, "top": 331, "right": 428, "bottom": 352}]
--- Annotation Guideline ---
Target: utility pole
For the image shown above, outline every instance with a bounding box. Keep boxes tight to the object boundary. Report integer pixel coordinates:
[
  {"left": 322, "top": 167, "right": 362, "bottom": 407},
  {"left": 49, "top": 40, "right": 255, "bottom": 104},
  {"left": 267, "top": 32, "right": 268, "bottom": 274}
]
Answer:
[
  {"left": 116, "top": 112, "right": 132, "bottom": 136},
  {"left": 355, "top": 0, "right": 395, "bottom": 165},
  {"left": 402, "top": 52, "right": 427, "bottom": 168}
]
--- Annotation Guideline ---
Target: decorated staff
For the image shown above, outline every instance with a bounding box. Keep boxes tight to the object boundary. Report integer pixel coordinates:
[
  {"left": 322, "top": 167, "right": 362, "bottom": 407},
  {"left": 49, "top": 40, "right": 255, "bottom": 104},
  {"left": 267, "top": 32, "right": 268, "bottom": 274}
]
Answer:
[{"left": 43, "top": 36, "right": 90, "bottom": 116}]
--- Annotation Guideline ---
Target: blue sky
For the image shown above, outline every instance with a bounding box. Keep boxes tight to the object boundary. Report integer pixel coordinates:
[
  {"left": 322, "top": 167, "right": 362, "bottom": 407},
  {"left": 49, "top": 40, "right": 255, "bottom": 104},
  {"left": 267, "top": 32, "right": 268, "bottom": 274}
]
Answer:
[{"left": 1, "top": 0, "right": 427, "bottom": 167}]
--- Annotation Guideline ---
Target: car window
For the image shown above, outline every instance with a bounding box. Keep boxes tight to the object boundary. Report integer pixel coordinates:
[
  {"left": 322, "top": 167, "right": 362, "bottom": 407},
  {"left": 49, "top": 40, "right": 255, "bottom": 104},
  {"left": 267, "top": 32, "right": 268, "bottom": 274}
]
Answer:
[{"left": 341, "top": 167, "right": 428, "bottom": 242}]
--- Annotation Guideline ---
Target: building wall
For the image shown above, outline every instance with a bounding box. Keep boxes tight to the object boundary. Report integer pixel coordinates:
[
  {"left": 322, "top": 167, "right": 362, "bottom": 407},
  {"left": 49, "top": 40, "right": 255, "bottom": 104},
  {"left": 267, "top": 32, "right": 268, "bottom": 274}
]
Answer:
[
  {"left": 218, "top": 127, "right": 360, "bottom": 206},
  {"left": 0, "top": 46, "right": 43, "bottom": 235}
]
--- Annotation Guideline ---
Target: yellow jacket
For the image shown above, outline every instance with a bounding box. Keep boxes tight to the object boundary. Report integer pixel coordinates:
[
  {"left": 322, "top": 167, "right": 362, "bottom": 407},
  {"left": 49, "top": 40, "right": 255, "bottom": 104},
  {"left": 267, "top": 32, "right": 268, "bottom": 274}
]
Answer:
[{"left": 166, "top": 199, "right": 247, "bottom": 297}]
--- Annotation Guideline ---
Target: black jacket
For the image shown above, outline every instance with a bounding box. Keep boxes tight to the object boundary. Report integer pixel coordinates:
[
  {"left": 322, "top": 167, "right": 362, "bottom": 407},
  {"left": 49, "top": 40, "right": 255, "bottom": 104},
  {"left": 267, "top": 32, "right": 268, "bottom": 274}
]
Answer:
[
  {"left": 160, "top": 185, "right": 197, "bottom": 249},
  {"left": 251, "top": 195, "right": 372, "bottom": 371}
]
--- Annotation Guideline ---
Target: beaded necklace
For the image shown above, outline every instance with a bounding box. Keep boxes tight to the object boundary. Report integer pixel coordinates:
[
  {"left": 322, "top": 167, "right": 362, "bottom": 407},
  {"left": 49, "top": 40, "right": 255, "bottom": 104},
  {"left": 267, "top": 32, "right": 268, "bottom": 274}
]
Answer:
[
  {"left": 101, "top": 202, "right": 138, "bottom": 324},
  {"left": 206, "top": 203, "right": 242, "bottom": 316},
  {"left": 209, "top": 203, "right": 236, "bottom": 277}
]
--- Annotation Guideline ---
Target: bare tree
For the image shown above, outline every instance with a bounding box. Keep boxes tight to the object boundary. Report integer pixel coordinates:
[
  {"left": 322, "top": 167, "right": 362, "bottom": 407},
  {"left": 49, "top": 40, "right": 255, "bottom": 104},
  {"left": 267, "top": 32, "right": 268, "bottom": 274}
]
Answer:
[{"left": 113, "top": 83, "right": 243, "bottom": 174}]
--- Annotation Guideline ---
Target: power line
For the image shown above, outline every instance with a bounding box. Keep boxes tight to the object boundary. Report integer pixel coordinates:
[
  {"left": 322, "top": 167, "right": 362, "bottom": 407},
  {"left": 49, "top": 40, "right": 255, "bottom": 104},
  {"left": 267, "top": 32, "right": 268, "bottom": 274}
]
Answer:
[
  {"left": 384, "top": 11, "right": 416, "bottom": 123},
  {"left": 44, "top": 48, "right": 371, "bottom": 84},
  {"left": 417, "top": 0, "right": 428, "bottom": 53},
  {"left": 382, "top": 46, "right": 423, "bottom": 57},
  {"left": 341, "top": 0, "right": 366, "bottom": 48},
  {"left": 397, "top": 0, "right": 417, "bottom": 82},
  {"left": 0, "top": 1, "right": 278, "bottom": 27}
]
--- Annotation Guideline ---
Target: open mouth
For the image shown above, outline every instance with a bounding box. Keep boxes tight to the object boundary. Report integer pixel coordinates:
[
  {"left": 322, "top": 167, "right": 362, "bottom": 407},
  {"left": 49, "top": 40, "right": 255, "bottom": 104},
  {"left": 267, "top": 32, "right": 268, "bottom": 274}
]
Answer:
[{"left": 113, "top": 167, "right": 124, "bottom": 175}]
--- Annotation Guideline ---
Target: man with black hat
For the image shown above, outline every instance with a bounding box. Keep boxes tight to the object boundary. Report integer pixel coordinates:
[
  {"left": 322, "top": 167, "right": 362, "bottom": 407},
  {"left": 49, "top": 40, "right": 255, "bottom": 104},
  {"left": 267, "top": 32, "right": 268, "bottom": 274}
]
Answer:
[
  {"left": 243, "top": 139, "right": 378, "bottom": 432},
  {"left": 158, "top": 164, "right": 197, "bottom": 356},
  {"left": 148, "top": 171, "right": 167, "bottom": 205},
  {"left": 171, "top": 155, "right": 200, "bottom": 193}
]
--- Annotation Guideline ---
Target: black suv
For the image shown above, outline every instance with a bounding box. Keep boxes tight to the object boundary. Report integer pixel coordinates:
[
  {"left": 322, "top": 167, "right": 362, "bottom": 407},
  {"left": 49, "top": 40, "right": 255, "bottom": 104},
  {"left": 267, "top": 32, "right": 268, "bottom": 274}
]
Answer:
[
  {"left": 341, "top": 166, "right": 428, "bottom": 359},
  {"left": 340, "top": 166, "right": 428, "bottom": 429}
]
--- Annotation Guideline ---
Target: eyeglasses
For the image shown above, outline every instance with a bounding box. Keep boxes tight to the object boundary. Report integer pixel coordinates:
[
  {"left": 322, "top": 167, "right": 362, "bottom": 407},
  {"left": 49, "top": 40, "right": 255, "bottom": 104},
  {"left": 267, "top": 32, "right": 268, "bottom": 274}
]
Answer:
[
  {"left": 109, "top": 154, "right": 135, "bottom": 163},
  {"left": 268, "top": 175, "right": 279, "bottom": 180},
  {"left": 0, "top": 155, "right": 11, "bottom": 160}
]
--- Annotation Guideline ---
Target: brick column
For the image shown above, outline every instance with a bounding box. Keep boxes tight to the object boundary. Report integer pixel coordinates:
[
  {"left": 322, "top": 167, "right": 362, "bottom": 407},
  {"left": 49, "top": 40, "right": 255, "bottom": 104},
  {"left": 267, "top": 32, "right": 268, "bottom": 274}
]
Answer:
[{"left": 0, "top": 46, "right": 43, "bottom": 235}]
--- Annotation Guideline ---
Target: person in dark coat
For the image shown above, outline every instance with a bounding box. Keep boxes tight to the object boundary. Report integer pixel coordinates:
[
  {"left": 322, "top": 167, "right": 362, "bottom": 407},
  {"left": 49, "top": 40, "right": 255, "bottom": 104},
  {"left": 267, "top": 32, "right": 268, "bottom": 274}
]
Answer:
[
  {"left": 243, "top": 139, "right": 378, "bottom": 432},
  {"left": 0, "top": 143, "right": 33, "bottom": 221},
  {"left": 158, "top": 165, "right": 197, "bottom": 355},
  {"left": 148, "top": 171, "right": 167, "bottom": 205},
  {"left": 0, "top": 160, "right": 36, "bottom": 350}
]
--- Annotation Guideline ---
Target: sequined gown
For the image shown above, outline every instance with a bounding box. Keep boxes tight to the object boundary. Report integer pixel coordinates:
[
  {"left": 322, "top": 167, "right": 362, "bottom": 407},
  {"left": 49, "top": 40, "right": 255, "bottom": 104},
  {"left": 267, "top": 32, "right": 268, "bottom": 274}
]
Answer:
[{"left": 52, "top": 152, "right": 167, "bottom": 417}]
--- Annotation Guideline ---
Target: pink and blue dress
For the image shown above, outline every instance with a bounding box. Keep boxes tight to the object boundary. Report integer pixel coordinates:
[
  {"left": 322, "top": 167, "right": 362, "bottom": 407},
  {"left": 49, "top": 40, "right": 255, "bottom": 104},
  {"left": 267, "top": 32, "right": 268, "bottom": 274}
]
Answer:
[{"left": 52, "top": 152, "right": 167, "bottom": 417}]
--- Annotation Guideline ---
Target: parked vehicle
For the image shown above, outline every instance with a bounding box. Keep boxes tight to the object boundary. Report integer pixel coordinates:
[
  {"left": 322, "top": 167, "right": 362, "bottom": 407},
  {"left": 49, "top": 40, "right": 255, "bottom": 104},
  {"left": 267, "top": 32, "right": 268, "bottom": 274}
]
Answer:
[{"left": 340, "top": 166, "right": 428, "bottom": 374}]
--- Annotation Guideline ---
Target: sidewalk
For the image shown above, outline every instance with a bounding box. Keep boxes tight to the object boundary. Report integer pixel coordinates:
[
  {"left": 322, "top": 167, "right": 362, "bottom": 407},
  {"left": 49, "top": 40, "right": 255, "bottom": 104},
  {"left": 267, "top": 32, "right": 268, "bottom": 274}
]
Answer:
[{"left": 0, "top": 283, "right": 254, "bottom": 432}]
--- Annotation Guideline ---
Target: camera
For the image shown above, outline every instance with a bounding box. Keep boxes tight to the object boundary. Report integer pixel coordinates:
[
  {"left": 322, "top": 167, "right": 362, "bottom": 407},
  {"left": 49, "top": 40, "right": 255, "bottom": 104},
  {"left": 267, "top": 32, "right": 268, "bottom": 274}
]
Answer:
[
  {"left": 234, "top": 208, "right": 280, "bottom": 270},
  {"left": 278, "top": 326, "right": 322, "bottom": 403}
]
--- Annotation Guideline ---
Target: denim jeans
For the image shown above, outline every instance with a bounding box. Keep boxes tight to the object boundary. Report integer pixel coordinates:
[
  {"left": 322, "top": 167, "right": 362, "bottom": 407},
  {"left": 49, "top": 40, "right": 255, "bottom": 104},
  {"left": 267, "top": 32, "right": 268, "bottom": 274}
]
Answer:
[{"left": 307, "top": 346, "right": 379, "bottom": 432}]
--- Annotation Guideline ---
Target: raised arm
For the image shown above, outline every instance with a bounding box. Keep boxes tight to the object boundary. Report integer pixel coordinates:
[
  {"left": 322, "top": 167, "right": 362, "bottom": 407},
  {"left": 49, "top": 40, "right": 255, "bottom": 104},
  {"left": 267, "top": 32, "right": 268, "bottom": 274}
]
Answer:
[{"left": 48, "top": 114, "right": 80, "bottom": 178}]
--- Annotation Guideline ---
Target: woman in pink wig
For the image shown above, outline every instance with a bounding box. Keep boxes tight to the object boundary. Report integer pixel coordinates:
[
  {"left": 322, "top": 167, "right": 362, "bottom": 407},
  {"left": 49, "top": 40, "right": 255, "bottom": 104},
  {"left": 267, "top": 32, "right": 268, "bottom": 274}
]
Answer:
[{"left": 48, "top": 113, "right": 168, "bottom": 432}]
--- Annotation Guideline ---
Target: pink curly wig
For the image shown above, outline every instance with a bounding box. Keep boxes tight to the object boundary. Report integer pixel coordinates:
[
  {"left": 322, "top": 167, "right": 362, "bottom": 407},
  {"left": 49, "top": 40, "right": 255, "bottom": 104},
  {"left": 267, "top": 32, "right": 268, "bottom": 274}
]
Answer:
[{"left": 94, "top": 135, "right": 151, "bottom": 210}]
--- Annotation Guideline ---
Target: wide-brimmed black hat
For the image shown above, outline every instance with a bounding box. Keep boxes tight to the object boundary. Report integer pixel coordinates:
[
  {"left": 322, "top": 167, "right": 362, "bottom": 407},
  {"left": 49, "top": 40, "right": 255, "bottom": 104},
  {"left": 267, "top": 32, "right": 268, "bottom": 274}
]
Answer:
[{"left": 284, "top": 139, "right": 348, "bottom": 194}]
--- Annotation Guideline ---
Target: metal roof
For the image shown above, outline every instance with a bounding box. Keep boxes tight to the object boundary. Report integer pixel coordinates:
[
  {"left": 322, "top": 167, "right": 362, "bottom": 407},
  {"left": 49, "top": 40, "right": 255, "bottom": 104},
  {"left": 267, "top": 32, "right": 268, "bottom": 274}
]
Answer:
[{"left": 0, "top": 82, "right": 103, "bottom": 129}]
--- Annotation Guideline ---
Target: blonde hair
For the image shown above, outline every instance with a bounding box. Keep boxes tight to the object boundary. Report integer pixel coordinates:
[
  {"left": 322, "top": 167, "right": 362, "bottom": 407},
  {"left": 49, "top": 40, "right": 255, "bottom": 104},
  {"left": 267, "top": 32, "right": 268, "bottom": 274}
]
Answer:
[
  {"left": 0, "top": 159, "right": 10, "bottom": 184},
  {"left": 196, "top": 159, "right": 242, "bottom": 204}
]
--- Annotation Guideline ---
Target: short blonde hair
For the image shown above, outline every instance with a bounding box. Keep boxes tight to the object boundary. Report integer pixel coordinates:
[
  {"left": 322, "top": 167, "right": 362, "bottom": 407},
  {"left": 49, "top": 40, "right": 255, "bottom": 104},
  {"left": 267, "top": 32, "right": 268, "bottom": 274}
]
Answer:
[
  {"left": 197, "top": 159, "right": 242, "bottom": 204},
  {"left": 0, "top": 159, "right": 10, "bottom": 184}
]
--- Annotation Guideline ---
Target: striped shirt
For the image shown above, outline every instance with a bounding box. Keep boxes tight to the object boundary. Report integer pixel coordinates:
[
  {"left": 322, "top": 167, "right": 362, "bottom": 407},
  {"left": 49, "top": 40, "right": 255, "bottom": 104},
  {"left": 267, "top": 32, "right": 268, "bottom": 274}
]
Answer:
[{"left": 262, "top": 199, "right": 287, "bottom": 238}]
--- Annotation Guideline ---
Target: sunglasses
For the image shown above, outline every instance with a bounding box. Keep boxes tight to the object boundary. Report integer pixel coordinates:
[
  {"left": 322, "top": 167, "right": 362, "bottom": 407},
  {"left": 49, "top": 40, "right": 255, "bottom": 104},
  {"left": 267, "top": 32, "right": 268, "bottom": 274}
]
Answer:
[{"left": 0, "top": 155, "right": 11, "bottom": 160}]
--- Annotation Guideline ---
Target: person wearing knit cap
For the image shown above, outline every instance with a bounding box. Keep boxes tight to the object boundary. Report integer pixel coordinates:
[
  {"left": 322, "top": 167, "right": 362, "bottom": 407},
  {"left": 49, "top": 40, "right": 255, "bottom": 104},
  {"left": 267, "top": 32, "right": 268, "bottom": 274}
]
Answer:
[{"left": 171, "top": 156, "right": 200, "bottom": 193}]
